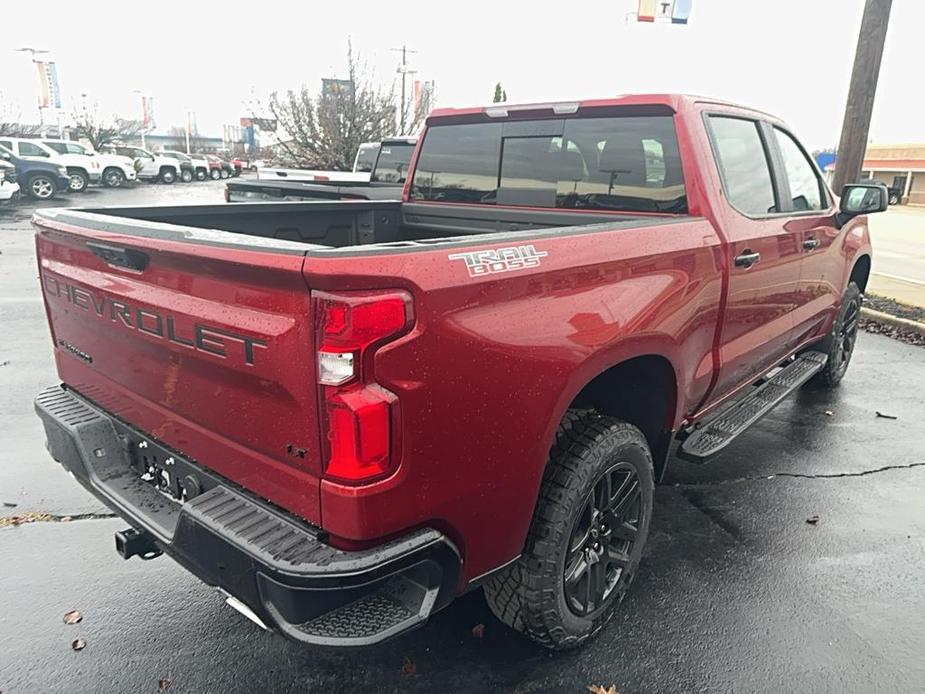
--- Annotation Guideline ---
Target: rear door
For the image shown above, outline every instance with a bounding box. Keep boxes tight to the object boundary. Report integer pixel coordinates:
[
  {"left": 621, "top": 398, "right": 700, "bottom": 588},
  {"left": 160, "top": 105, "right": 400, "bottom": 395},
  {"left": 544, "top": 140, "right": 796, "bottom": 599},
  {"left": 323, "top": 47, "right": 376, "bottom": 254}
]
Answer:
[
  {"left": 704, "top": 114, "right": 804, "bottom": 400},
  {"left": 35, "top": 213, "right": 323, "bottom": 523}
]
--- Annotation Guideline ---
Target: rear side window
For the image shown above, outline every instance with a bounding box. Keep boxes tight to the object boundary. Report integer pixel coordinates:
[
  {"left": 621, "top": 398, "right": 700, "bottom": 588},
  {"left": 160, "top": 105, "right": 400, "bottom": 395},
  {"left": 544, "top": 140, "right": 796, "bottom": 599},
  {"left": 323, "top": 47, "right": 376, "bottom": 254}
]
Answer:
[
  {"left": 410, "top": 115, "right": 686, "bottom": 213},
  {"left": 372, "top": 143, "right": 414, "bottom": 183},
  {"left": 773, "top": 127, "right": 824, "bottom": 211},
  {"left": 19, "top": 142, "right": 49, "bottom": 157},
  {"left": 707, "top": 116, "right": 778, "bottom": 216},
  {"left": 354, "top": 144, "right": 379, "bottom": 173}
]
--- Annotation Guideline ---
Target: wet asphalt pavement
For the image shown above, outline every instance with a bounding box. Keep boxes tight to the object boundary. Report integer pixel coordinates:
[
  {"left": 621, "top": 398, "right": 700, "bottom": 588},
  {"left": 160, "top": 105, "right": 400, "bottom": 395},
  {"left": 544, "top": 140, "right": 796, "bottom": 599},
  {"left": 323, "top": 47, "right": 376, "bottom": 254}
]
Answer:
[{"left": 1, "top": 182, "right": 924, "bottom": 694}]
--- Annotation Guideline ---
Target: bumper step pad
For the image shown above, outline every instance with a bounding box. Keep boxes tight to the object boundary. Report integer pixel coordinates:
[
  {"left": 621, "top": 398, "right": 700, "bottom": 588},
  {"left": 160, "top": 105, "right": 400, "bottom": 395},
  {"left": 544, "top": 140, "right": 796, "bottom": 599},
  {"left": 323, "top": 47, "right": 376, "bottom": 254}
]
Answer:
[
  {"left": 34, "top": 384, "right": 461, "bottom": 646},
  {"left": 679, "top": 351, "right": 828, "bottom": 463}
]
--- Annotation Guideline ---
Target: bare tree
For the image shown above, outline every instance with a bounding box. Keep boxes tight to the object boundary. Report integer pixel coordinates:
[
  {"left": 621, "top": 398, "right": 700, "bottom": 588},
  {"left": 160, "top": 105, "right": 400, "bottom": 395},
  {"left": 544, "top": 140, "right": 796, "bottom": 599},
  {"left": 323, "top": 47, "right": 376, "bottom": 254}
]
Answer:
[
  {"left": 263, "top": 42, "right": 398, "bottom": 169},
  {"left": 0, "top": 93, "right": 42, "bottom": 137},
  {"left": 72, "top": 101, "right": 144, "bottom": 151},
  {"left": 400, "top": 80, "right": 434, "bottom": 136}
]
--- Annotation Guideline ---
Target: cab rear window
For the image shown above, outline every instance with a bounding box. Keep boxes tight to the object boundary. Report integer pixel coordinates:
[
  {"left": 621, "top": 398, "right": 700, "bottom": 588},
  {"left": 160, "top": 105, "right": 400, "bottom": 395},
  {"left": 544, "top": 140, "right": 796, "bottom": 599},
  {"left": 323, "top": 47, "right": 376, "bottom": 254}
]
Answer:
[{"left": 410, "top": 115, "right": 686, "bottom": 213}]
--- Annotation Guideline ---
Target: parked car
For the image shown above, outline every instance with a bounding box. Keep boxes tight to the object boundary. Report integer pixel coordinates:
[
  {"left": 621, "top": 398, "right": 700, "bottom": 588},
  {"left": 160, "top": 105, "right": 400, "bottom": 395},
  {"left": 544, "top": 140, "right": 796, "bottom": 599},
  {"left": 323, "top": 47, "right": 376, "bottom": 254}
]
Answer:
[
  {"left": 231, "top": 158, "right": 243, "bottom": 176},
  {"left": 41, "top": 139, "right": 137, "bottom": 188},
  {"left": 0, "top": 143, "right": 70, "bottom": 200},
  {"left": 0, "top": 137, "right": 100, "bottom": 193},
  {"left": 0, "top": 159, "right": 19, "bottom": 203},
  {"left": 226, "top": 138, "right": 416, "bottom": 202},
  {"left": 205, "top": 155, "right": 234, "bottom": 179},
  {"left": 188, "top": 154, "right": 210, "bottom": 181},
  {"left": 31, "top": 94, "right": 884, "bottom": 650},
  {"left": 160, "top": 151, "right": 196, "bottom": 183},
  {"left": 103, "top": 146, "right": 181, "bottom": 184}
]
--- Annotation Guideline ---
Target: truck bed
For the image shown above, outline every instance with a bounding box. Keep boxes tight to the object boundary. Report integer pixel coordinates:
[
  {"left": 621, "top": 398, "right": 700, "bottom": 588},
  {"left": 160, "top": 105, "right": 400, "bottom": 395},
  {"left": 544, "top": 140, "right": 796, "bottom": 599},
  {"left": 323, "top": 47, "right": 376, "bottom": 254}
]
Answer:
[{"left": 36, "top": 201, "right": 684, "bottom": 252}]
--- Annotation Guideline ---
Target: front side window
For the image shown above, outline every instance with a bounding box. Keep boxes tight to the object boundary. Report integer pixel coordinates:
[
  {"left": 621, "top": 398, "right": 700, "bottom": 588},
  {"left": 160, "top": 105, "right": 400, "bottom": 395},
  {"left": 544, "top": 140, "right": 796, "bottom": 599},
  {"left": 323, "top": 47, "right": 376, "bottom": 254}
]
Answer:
[
  {"left": 410, "top": 115, "right": 686, "bottom": 213},
  {"left": 707, "top": 116, "right": 778, "bottom": 216},
  {"left": 773, "top": 127, "right": 824, "bottom": 211}
]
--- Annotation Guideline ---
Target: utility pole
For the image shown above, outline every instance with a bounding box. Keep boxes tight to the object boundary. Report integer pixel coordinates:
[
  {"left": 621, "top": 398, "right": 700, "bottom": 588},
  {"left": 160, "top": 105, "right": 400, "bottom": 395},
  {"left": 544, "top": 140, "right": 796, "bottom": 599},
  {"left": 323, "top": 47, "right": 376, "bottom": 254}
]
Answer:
[
  {"left": 832, "top": 0, "right": 893, "bottom": 194},
  {"left": 391, "top": 45, "right": 418, "bottom": 135}
]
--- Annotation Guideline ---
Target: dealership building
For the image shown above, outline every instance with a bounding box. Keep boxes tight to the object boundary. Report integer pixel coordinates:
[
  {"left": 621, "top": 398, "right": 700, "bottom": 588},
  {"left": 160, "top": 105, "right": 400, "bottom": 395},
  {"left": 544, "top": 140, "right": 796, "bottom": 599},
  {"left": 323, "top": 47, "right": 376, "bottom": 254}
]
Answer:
[{"left": 860, "top": 143, "right": 925, "bottom": 204}]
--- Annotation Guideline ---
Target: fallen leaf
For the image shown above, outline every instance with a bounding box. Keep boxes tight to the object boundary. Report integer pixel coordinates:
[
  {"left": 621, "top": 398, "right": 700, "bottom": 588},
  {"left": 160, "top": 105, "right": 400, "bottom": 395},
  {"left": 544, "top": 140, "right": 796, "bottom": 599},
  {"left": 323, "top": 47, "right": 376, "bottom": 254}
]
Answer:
[
  {"left": 63, "top": 610, "right": 82, "bottom": 625},
  {"left": 158, "top": 677, "right": 172, "bottom": 690},
  {"left": 401, "top": 656, "right": 416, "bottom": 675},
  {"left": 71, "top": 638, "right": 86, "bottom": 651},
  {"left": 806, "top": 515, "right": 820, "bottom": 525},
  {"left": 588, "top": 685, "right": 618, "bottom": 694},
  {"left": 824, "top": 410, "right": 834, "bottom": 417},
  {"left": 875, "top": 411, "right": 898, "bottom": 420},
  {"left": 471, "top": 623, "right": 486, "bottom": 639}
]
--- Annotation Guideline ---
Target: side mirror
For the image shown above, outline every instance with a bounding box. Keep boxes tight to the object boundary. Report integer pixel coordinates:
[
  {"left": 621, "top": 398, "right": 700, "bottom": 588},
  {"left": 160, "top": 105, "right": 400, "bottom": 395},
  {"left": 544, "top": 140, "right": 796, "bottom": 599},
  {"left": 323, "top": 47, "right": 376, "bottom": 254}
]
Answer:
[
  {"left": 1, "top": 152, "right": 10, "bottom": 161},
  {"left": 837, "top": 183, "right": 888, "bottom": 227}
]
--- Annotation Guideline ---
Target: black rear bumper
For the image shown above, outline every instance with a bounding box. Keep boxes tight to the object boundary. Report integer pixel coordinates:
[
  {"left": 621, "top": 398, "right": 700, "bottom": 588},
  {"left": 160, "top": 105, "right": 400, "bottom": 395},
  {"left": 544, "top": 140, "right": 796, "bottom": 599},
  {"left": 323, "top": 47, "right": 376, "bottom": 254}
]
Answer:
[{"left": 34, "top": 385, "right": 461, "bottom": 646}]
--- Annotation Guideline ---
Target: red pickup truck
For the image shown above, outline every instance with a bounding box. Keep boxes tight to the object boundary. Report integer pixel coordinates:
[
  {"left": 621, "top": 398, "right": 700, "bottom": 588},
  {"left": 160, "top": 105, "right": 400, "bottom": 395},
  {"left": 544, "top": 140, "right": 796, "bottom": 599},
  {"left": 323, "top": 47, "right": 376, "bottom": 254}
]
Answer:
[{"left": 32, "top": 94, "right": 886, "bottom": 650}]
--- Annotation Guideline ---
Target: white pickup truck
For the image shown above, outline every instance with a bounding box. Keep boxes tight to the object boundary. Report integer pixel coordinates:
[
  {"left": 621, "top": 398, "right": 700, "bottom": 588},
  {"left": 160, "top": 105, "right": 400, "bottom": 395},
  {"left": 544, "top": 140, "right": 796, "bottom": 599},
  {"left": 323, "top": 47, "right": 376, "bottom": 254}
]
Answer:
[
  {"left": 103, "top": 145, "right": 182, "bottom": 184},
  {"left": 41, "top": 139, "right": 138, "bottom": 188},
  {"left": 0, "top": 137, "right": 101, "bottom": 193},
  {"left": 256, "top": 139, "right": 414, "bottom": 183}
]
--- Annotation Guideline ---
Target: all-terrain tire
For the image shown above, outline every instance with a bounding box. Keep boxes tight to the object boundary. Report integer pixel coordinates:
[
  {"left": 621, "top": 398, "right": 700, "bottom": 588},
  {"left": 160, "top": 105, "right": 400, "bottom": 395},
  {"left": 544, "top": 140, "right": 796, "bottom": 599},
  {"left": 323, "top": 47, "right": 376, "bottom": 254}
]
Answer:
[
  {"left": 809, "top": 281, "right": 862, "bottom": 388},
  {"left": 484, "top": 410, "right": 654, "bottom": 650}
]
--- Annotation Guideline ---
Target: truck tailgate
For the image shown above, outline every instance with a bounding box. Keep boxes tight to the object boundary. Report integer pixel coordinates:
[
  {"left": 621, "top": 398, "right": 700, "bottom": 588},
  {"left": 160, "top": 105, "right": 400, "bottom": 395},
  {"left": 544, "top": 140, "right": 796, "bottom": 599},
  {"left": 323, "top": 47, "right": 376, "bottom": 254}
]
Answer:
[{"left": 34, "top": 213, "right": 322, "bottom": 524}]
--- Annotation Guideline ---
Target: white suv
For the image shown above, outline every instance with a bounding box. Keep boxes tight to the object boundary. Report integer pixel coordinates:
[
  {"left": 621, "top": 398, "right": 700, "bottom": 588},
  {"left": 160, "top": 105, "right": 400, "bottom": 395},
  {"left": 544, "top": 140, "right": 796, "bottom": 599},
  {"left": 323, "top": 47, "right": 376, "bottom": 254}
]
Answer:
[
  {"left": 0, "top": 137, "right": 101, "bottom": 193},
  {"left": 103, "top": 145, "right": 181, "bottom": 184},
  {"left": 42, "top": 140, "right": 137, "bottom": 188}
]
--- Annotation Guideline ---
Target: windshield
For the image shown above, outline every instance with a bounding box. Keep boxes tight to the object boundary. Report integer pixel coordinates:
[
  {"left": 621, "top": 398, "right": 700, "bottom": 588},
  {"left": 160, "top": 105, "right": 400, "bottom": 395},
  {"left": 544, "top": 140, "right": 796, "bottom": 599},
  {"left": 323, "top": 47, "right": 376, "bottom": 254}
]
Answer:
[
  {"left": 409, "top": 115, "right": 687, "bottom": 214},
  {"left": 372, "top": 143, "right": 414, "bottom": 183}
]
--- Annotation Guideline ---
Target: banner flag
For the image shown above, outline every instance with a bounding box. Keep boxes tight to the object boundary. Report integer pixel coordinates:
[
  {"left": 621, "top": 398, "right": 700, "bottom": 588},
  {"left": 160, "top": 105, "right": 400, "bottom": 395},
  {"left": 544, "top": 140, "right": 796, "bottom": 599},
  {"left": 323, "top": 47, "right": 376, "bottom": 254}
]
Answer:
[
  {"left": 672, "top": 0, "right": 693, "bottom": 24},
  {"left": 35, "top": 61, "right": 62, "bottom": 109},
  {"left": 638, "top": 0, "right": 656, "bottom": 22},
  {"left": 655, "top": 1, "right": 675, "bottom": 21}
]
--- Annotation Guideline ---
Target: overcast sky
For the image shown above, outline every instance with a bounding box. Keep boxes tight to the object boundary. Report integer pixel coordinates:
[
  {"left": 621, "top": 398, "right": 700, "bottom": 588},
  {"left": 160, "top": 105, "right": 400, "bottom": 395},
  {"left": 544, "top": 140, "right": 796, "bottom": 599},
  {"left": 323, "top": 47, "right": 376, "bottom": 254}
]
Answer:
[{"left": 1, "top": 0, "right": 920, "bottom": 150}]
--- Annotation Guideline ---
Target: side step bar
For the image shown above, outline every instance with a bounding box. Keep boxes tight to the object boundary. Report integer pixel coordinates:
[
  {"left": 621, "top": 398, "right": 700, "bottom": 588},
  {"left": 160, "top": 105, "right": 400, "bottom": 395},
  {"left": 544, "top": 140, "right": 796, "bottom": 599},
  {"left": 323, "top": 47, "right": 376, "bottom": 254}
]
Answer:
[{"left": 679, "top": 351, "right": 828, "bottom": 463}]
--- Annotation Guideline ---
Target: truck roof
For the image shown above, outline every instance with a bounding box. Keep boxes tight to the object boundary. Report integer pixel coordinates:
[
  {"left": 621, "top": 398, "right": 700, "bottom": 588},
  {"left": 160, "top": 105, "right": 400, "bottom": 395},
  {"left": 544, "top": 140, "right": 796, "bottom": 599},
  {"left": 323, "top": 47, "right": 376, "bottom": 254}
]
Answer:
[{"left": 427, "top": 93, "right": 777, "bottom": 123}]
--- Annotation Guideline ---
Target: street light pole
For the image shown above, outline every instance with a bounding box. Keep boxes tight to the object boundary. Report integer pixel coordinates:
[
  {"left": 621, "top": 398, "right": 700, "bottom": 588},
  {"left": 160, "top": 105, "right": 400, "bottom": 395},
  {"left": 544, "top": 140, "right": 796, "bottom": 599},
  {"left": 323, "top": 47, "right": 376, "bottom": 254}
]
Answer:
[
  {"left": 832, "top": 0, "right": 893, "bottom": 194},
  {"left": 132, "top": 89, "right": 147, "bottom": 149},
  {"left": 391, "top": 45, "right": 418, "bottom": 135}
]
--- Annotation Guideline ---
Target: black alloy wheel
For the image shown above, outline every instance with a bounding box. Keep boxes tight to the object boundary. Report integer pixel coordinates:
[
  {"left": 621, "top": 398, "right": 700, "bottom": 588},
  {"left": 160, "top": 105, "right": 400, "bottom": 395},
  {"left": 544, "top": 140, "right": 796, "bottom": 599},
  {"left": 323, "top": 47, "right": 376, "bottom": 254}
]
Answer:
[{"left": 564, "top": 462, "right": 641, "bottom": 616}]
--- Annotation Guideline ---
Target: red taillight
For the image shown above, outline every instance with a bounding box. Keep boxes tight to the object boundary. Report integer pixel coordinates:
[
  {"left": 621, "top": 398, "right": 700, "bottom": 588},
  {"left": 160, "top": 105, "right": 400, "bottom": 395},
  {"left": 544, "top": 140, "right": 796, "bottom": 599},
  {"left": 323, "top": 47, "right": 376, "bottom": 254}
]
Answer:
[{"left": 314, "top": 290, "right": 412, "bottom": 485}]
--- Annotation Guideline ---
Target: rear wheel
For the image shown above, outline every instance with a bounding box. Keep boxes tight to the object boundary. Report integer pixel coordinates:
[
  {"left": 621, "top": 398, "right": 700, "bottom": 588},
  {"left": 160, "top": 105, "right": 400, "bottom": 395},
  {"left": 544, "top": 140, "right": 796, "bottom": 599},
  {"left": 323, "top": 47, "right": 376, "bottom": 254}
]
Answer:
[
  {"left": 196, "top": 169, "right": 206, "bottom": 181},
  {"left": 220, "top": 169, "right": 229, "bottom": 179},
  {"left": 68, "top": 170, "right": 89, "bottom": 193},
  {"left": 103, "top": 167, "right": 125, "bottom": 188},
  {"left": 210, "top": 169, "right": 220, "bottom": 180},
  {"left": 180, "top": 168, "right": 193, "bottom": 183},
  {"left": 485, "top": 411, "right": 654, "bottom": 650},
  {"left": 160, "top": 168, "right": 176, "bottom": 184},
  {"left": 809, "top": 281, "right": 862, "bottom": 387},
  {"left": 26, "top": 174, "right": 57, "bottom": 200}
]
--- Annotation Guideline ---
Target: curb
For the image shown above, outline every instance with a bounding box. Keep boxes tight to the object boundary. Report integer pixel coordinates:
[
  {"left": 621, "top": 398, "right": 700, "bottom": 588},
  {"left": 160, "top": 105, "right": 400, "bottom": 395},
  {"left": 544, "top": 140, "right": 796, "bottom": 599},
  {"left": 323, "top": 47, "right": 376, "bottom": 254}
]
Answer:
[{"left": 860, "top": 307, "right": 925, "bottom": 337}]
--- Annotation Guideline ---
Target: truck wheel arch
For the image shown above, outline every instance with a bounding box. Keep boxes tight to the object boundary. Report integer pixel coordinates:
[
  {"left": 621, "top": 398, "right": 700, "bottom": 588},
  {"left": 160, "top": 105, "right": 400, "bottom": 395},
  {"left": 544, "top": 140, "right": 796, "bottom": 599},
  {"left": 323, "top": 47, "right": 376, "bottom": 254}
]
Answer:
[
  {"left": 549, "top": 353, "right": 679, "bottom": 483},
  {"left": 849, "top": 254, "right": 871, "bottom": 294}
]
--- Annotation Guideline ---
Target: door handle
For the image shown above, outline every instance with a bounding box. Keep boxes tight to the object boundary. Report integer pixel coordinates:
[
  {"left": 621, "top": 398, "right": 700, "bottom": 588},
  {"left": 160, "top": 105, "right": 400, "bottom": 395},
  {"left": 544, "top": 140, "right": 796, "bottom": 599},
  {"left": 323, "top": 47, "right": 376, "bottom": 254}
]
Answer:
[
  {"left": 734, "top": 251, "right": 761, "bottom": 268},
  {"left": 803, "top": 238, "right": 821, "bottom": 250}
]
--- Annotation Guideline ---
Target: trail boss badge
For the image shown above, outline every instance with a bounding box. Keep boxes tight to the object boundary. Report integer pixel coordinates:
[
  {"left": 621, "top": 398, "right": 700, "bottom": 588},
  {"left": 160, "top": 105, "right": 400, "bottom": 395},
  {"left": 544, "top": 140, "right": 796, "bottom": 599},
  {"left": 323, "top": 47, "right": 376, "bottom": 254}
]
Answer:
[{"left": 448, "top": 245, "right": 548, "bottom": 278}]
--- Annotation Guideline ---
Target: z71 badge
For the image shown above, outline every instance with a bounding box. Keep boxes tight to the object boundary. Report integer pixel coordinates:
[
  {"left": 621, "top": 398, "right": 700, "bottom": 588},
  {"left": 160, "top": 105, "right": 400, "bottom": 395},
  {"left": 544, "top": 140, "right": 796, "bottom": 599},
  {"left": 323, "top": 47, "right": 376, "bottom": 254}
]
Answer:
[{"left": 448, "top": 245, "right": 548, "bottom": 278}]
